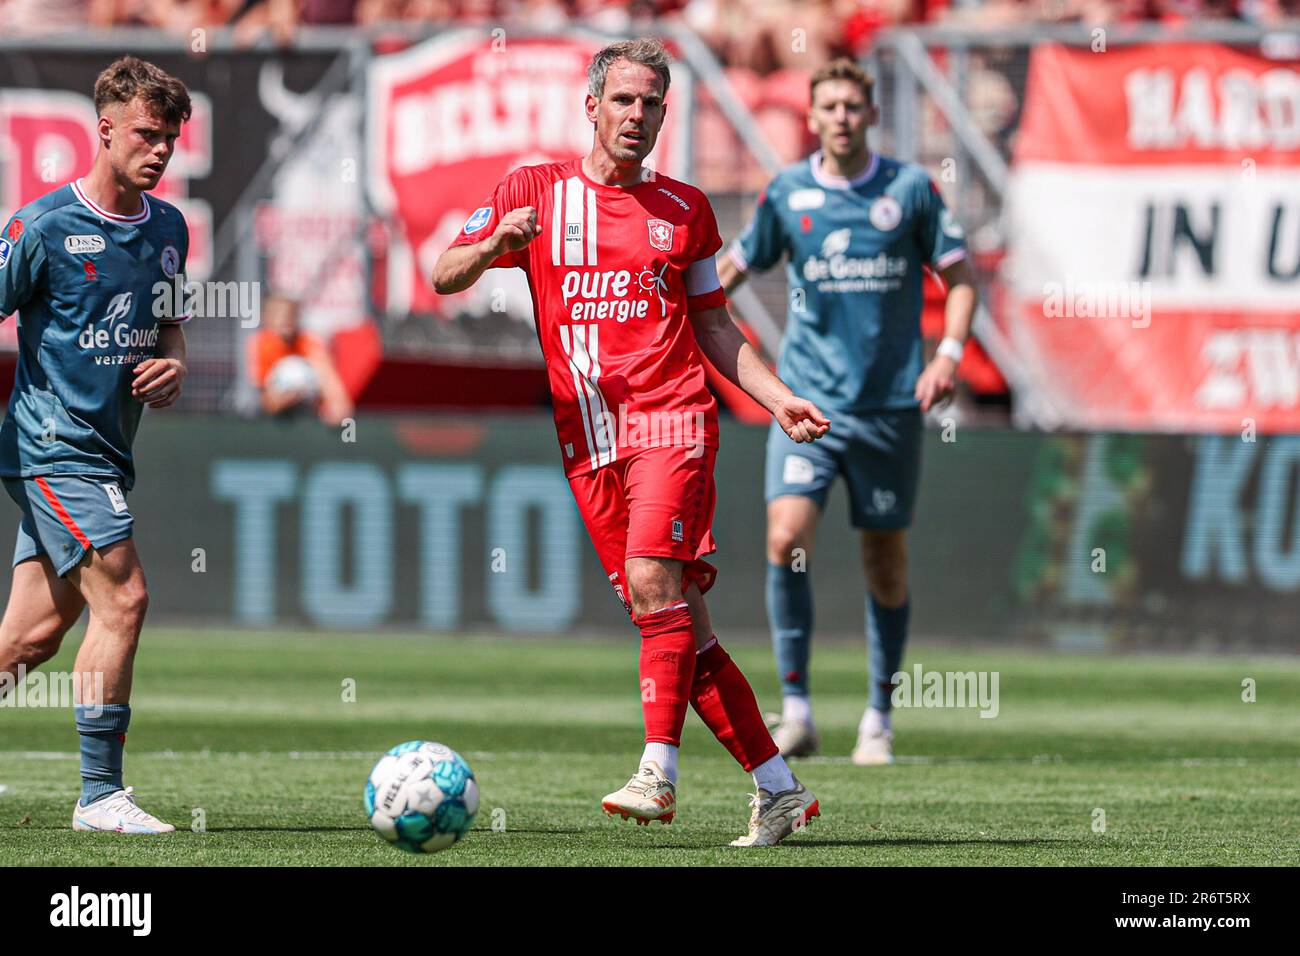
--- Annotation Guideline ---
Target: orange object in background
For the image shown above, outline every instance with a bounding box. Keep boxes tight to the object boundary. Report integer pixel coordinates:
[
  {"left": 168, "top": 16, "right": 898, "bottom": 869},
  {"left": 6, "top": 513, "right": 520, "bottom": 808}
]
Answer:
[
  {"left": 247, "top": 328, "right": 330, "bottom": 389},
  {"left": 247, "top": 317, "right": 382, "bottom": 402}
]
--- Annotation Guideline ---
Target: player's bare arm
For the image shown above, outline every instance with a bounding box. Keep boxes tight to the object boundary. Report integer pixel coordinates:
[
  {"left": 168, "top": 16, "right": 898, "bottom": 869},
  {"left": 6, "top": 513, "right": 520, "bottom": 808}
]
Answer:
[
  {"left": 432, "top": 206, "right": 539, "bottom": 294},
  {"left": 914, "top": 258, "right": 978, "bottom": 413},
  {"left": 715, "top": 252, "right": 748, "bottom": 296},
  {"left": 689, "top": 304, "right": 830, "bottom": 443},
  {"left": 132, "top": 323, "right": 187, "bottom": 409}
]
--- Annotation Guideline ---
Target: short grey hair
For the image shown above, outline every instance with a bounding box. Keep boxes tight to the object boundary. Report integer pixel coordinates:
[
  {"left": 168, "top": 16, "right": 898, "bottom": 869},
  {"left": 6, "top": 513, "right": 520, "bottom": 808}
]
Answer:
[{"left": 587, "top": 38, "right": 672, "bottom": 101}]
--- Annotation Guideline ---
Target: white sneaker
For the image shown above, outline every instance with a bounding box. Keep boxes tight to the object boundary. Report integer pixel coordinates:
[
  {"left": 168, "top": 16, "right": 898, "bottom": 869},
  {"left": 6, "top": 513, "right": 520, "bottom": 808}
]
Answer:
[
  {"left": 72, "top": 787, "right": 176, "bottom": 834},
  {"left": 767, "top": 716, "right": 821, "bottom": 758},
  {"left": 729, "top": 777, "right": 820, "bottom": 847},
  {"left": 851, "top": 727, "right": 894, "bottom": 765},
  {"left": 601, "top": 761, "right": 675, "bottom": 825}
]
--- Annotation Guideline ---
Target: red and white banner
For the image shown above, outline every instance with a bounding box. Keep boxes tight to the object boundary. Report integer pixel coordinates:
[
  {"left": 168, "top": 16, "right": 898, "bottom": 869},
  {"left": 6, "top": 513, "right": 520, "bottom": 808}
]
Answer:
[
  {"left": 1003, "top": 43, "right": 1300, "bottom": 431},
  {"left": 366, "top": 30, "right": 691, "bottom": 319},
  {"left": 0, "top": 88, "right": 214, "bottom": 346}
]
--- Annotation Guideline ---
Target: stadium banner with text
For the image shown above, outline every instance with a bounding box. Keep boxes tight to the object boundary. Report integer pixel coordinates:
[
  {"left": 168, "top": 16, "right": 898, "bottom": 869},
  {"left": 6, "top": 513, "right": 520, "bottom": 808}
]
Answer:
[
  {"left": 1003, "top": 42, "right": 1300, "bottom": 432},
  {"left": 365, "top": 29, "right": 692, "bottom": 321},
  {"left": 0, "top": 415, "right": 1290, "bottom": 652},
  {"left": 0, "top": 47, "right": 360, "bottom": 340}
]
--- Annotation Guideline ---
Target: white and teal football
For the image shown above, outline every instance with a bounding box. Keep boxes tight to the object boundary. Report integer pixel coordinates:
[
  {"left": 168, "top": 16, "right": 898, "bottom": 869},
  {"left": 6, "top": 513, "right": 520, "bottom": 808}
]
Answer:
[
  {"left": 365, "top": 741, "right": 478, "bottom": 853},
  {"left": 265, "top": 354, "right": 321, "bottom": 400}
]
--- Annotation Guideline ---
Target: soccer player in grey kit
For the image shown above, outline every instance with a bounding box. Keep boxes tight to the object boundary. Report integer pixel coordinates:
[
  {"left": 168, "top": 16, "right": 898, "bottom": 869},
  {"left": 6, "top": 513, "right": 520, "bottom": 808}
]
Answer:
[
  {"left": 0, "top": 58, "right": 192, "bottom": 832},
  {"left": 719, "top": 59, "right": 979, "bottom": 764}
]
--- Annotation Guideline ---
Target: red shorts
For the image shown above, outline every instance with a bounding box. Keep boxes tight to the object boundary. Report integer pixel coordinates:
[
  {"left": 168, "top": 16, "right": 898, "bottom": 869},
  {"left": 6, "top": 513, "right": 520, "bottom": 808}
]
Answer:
[{"left": 568, "top": 444, "right": 719, "bottom": 618}]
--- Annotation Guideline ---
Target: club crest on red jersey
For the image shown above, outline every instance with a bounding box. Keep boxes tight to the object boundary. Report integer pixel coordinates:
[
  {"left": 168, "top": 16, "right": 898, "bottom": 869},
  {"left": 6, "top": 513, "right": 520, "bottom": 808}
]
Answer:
[{"left": 647, "top": 218, "right": 673, "bottom": 251}]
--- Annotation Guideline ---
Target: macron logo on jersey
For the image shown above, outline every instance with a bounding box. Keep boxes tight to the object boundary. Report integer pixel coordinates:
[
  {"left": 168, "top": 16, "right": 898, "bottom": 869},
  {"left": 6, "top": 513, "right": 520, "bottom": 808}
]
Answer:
[{"left": 463, "top": 207, "right": 491, "bottom": 234}]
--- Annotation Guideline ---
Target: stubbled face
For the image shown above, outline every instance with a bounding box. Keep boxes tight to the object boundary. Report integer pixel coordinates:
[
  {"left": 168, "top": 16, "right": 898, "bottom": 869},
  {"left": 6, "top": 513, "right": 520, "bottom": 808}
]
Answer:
[
  {"left": 587, "top": 59, "right": 666, "bottom": 165},
  {"left": 99, "top": 96, "right": 180, "bottom": 191},
  {"left": 808, "top": 78, "right": 875, "bottom": 163}
]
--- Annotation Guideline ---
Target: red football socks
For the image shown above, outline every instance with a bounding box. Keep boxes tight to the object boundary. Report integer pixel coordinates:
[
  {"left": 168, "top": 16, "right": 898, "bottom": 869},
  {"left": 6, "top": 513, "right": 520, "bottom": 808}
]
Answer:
[
  {"left": 636, "top": 602, "right": 697, "bottom": 746},
  {"left": 690, "top": 638, "right": 779, "bottom": 772}
]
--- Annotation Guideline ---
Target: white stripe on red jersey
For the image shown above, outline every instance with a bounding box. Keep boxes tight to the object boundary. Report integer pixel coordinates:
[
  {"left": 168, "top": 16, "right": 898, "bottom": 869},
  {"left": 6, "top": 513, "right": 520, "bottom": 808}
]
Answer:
[{"left": 449, "top": 158, "right": 727, "bottom": 476}]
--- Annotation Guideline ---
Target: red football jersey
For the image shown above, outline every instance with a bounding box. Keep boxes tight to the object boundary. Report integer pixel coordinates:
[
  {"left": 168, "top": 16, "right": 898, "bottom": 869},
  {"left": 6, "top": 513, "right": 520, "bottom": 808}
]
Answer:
[{"left": 448, "top": 159, "right": 727, "bottom": 477}]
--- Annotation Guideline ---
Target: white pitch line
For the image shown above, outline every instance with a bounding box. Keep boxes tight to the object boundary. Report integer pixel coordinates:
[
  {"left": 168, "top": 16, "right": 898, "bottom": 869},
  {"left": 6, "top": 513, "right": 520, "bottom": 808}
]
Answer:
[
  {"left": 2, "top": 751, "right": 1295, "bottom": 768},
  {"left": 798, "top": 755, "right": 1287, "bottom": 767},
  {"left": 1, "top": 749, "right": 540, "bottom": 762}
]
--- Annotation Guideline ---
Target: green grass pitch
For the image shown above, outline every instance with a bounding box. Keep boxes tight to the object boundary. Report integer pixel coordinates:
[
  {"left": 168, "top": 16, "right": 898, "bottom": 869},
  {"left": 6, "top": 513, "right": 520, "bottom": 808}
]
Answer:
[{"left": 1, "top": 629, "right": 1297, "bottom": 866}]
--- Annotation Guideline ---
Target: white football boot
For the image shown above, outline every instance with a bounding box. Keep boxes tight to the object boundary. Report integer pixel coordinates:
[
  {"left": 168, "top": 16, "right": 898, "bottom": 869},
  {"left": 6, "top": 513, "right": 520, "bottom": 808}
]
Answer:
[
  {"left": 851, "top": 727, "right": 895, "bottom": 765},
  {"left": 72, "top": 787, "right": 176, "bottom": 834},
  {"left": 601, "top": 761, "right": 676, "bottom": 825},
  {"left": 729, "top": 777, "right": 820, "bottom": 847},
  {"left": 767, "top": 716, "right": 821, "bottom": 759}
]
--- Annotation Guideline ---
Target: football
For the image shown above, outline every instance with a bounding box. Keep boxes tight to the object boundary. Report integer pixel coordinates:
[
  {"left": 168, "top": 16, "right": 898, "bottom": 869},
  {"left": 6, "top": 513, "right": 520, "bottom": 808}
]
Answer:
[
  {"left": 265, "top": 354, "right": 321, "bottom": 401},
  {"left": 365, "top": 741, "right": 479, "bottom": 853}
]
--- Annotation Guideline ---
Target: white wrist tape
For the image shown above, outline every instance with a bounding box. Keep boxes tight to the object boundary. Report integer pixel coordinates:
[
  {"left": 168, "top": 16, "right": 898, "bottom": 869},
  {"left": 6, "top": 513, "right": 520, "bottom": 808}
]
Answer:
[{"left": 937, "top": 337, "right": 965, "bottom": 364}]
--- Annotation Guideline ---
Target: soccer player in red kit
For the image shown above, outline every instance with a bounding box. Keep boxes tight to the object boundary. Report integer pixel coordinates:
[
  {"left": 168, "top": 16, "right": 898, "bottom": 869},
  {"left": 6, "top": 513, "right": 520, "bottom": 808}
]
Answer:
[{"left": 434, "top": 38, "right": 830, "bottom": 846}]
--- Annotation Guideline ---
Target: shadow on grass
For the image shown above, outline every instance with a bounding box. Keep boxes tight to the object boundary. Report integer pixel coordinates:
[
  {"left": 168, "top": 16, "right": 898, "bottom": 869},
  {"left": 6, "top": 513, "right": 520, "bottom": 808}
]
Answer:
[
  {"left": 206, "top": 826, "right": 374, "bottom": 833},
  {"left": 644, "top": 837, "right": 1075, "bottom": 850},
  {"left": 206, "top": 826, "right": 588, "bottom": 835},
  {"left": 3, "top": 824, "right": 588, "bottom": 836}
]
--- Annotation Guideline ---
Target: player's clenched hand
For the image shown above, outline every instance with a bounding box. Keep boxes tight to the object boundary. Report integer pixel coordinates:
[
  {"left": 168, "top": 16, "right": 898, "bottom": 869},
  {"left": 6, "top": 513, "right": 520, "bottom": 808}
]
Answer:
[
  {"left": 492, "top": 206, "right": 540, "bottom": 254},
  {"left": 914, "top": 355, "right": 957, "bottom": 413},
  {"left": 132, "top": 357, "right": 186, "bottom": 409},
  {"left": 775, "top": 395, "right": 831, "bottom": 444}
]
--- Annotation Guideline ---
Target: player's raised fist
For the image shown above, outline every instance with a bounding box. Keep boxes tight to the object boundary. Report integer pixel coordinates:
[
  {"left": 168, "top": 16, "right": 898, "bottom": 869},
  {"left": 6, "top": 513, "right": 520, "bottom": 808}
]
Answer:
[
  {"left": 493, "top": 206, "right": 540, "bottom": 253},
  {"left": 775, "top": 395, "right": 831, "bottom": 444}
]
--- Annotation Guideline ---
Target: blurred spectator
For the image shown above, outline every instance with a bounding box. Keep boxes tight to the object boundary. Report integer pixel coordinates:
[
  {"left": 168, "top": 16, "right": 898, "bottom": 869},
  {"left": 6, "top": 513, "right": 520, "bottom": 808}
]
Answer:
[
  {"left": 248, "top": 296, "right": 354, "bottom": 425},
  {"left": 685, "top": 0, "right": 853, "bottom": 73},
  {"left": 3, "top": 0, "right": 1281, "bottom": 40},
  {"left": 0, "top": 0, "right": 246, "bottom": 34},
  {"left": 232, "top": 0, "right": 360, "bottom": 45},
  {"left": 843, "top": 0, "right": 922, "bottom": 56},
  {"left": 0, "top": 0, "right": 89, "bottom": 33},
  {"left": 1243, "top": 0, "right": 1300, "bottom": 21}
]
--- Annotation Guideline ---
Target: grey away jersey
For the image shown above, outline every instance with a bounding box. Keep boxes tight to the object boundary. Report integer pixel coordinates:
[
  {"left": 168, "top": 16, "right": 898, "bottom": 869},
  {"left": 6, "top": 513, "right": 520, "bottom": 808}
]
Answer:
[
  {"left": 0, "top": 181, "right": 189, "bottom": 489},
  {"left": 731, "top": 151, "right": 966, "bottom": 412}
]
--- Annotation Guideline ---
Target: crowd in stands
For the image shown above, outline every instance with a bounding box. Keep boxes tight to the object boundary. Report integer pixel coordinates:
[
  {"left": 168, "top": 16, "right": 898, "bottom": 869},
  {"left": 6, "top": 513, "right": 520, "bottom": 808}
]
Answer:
[{"left": 4, "top": 1, "right": 1297, "bottom": 57}]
